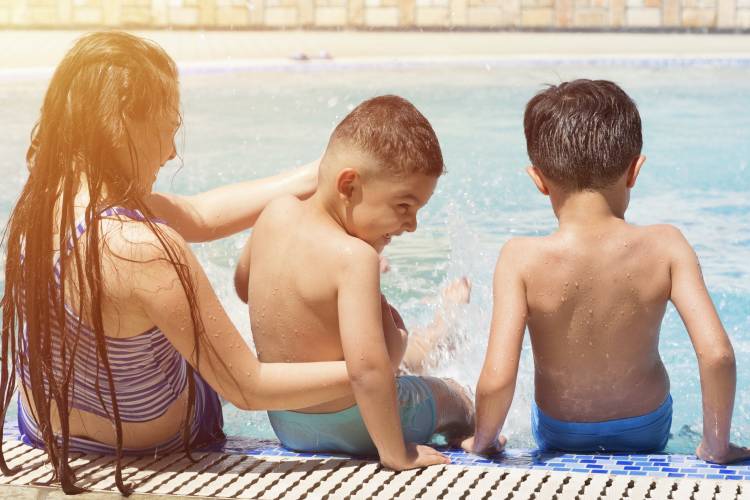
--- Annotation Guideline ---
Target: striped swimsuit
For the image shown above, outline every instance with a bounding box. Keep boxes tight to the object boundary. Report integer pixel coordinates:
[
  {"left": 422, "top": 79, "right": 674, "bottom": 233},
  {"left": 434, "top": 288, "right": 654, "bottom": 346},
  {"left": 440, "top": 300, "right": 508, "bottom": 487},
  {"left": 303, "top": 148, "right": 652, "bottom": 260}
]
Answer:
[{"left": 17, "top": 207, "right": 225, "bottom": 455}]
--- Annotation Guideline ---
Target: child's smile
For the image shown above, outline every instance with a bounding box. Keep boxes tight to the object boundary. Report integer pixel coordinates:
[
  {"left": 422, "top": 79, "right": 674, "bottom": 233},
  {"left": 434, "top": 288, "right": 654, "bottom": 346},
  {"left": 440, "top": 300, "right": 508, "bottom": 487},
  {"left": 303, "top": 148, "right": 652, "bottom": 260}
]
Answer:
[{"left": 350, "top": 172, "right": 438, "bottom": 252}]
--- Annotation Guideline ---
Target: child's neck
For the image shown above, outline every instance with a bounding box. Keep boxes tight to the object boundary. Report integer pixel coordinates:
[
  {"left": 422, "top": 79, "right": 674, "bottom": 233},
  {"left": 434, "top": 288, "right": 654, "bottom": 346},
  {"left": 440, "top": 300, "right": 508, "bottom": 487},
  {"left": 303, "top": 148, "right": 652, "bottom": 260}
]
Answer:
[
  {"left": 552, "top": 188, "right": 627, "bottom": 231},
  {"left": 308, "top": 189, "right": 350, "bottom": 234}
]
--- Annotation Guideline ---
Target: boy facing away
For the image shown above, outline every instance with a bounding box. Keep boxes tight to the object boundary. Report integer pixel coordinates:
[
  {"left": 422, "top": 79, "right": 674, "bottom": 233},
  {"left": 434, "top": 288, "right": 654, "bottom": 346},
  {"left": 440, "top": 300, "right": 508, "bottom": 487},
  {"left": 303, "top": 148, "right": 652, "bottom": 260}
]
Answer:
[
  {"left": 235, "top": 95, "right": 474, "bottom": 470},
  {"left": 462, "top": 79, "right": 750, "bottom": 464}
]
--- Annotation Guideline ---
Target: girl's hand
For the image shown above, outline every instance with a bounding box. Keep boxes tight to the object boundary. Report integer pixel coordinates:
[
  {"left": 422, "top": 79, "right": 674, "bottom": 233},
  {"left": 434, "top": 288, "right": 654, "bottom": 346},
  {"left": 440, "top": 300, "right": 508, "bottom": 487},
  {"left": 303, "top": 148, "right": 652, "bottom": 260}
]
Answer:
[{"left": 295, "top": 158, "right": 320, "bottom": 200}]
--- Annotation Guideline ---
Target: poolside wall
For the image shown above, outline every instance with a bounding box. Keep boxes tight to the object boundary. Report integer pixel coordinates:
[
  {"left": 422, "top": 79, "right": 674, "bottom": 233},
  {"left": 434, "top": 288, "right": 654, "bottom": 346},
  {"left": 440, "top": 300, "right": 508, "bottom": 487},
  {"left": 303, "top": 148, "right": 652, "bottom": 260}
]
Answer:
[{"left": 1, "top": 0, "right": 749, "bottom": 30}]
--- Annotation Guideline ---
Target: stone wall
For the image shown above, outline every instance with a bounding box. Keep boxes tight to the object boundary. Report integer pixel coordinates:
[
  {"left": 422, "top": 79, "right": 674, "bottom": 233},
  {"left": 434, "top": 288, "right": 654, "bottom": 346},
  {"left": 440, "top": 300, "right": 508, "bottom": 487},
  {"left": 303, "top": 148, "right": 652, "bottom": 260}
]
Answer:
[{"left": 1, "top": 0, "right": 749, "bottom": 30}]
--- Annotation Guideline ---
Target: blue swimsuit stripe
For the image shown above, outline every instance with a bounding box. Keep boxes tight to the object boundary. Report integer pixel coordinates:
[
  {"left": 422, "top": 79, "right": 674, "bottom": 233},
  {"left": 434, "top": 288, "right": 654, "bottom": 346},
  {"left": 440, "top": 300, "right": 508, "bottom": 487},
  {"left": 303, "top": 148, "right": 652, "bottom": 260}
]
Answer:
[{"left": 17, "top": 207, "right": 224, "bottom": 454}]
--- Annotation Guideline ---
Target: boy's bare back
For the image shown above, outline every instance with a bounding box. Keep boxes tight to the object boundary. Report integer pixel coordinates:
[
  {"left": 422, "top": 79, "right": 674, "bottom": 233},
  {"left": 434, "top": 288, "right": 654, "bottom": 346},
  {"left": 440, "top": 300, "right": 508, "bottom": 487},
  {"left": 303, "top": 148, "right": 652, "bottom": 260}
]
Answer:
[
  {"left": 510, "top": 219, "right": 681, "bottom": 422},
  {"left": 236, "top": 96, "right": 470, "bottom": 470},
  {"left": 243, "top": 195, "right": 360, "bottom": 412},
  {"left": 467, "top": 80, "right": 745, "bottom": 463}
]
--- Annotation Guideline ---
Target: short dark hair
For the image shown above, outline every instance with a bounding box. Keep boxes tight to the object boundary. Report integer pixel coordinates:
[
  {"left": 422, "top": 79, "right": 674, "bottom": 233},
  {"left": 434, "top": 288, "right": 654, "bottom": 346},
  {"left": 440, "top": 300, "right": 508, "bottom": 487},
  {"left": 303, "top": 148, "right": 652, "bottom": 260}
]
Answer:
[
  {"left": 524, "top": 79, "right": 642, "bottom": 190},
  {"left": 328, "top": 95, "right": 444, "bottom": 177}
]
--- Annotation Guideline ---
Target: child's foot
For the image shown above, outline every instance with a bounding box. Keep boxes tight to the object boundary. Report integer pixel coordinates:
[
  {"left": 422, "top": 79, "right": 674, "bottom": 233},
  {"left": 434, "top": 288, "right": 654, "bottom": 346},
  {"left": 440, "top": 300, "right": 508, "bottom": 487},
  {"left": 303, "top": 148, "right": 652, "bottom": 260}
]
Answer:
[
  {"left": 439, "top": 378, "right": 475, "bottom": 447},
  {"left": 441, "top": 277, "right": 471, "bottom": 305},
  {"left": 400, "top": 277, "right": 472, "bottom": 374}
]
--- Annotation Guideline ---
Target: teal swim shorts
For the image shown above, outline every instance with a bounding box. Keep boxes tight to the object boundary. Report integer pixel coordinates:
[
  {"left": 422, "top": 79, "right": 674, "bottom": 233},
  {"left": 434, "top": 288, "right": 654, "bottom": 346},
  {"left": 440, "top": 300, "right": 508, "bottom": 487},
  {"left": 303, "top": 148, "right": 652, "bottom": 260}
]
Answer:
[{"left": 267, "top": 375, "right": 437, "bottom": 457}]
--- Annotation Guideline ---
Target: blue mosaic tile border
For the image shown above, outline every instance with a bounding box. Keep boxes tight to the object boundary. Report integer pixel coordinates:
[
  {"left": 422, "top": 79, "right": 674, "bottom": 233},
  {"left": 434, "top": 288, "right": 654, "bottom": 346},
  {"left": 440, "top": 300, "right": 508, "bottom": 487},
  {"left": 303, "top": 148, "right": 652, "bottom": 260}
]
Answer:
[
  {"left": 211, "top": 435, "right": 750, "bottom": 482},
  {"left": 5, "top": 420, "right": 749, "bottom": 482}
]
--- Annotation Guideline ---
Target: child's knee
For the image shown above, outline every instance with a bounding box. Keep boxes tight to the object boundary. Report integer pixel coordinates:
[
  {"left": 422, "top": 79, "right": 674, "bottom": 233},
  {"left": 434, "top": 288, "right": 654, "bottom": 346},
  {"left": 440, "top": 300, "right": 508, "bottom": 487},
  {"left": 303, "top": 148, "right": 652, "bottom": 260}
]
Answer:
[{"left": 423, "top": 377, "right": 474, "bottom": 431}]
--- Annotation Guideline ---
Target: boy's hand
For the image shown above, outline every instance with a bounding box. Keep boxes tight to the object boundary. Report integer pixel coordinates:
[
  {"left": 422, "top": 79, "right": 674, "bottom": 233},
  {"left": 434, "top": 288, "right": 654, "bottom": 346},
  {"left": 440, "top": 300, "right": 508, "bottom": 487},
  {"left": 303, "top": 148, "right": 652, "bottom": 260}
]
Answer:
[
  {"left": 381, "top": 294, "right": 408, "bottom": 370},
  {"left": 697, "top": 441, "right": 750, "bottom": 464},
  {"left": 382, "top": 443, "right": 449, "bottom": 470},
  {"left": 379, "top": 255, "right": 391, "bottom": 273},
  {"left": 379, "top": 294, "right": 405, "bottom": 332},
  {"left": 461, "top": 435, "right": 507, "bottom": 456}
]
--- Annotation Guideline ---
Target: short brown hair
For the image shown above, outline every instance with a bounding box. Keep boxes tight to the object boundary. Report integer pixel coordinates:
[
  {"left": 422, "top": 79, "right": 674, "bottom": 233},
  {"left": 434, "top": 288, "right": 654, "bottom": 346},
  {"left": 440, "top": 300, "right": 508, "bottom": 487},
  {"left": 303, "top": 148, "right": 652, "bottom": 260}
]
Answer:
[
  {"left": 524, "top": 79, "right": 642, "bottom": 191},
  {"left": 327, "top": 95, "right": 444, "bottom": 177}
]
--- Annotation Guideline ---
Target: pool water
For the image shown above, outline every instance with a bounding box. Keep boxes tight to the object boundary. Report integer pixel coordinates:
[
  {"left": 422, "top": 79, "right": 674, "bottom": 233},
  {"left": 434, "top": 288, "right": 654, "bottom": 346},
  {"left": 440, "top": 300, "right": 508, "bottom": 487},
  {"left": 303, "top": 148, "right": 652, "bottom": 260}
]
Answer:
[{"left": 1, "top": 60, "right": 749, "bottom": 454}]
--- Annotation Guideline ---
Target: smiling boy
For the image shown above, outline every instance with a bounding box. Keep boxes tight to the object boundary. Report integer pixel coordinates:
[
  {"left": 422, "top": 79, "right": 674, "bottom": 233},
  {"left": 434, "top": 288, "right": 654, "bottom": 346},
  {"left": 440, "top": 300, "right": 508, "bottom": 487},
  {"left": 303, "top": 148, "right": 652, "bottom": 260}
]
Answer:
[{"left": 234, "top": 95, "right": 473, "bottom": 470}]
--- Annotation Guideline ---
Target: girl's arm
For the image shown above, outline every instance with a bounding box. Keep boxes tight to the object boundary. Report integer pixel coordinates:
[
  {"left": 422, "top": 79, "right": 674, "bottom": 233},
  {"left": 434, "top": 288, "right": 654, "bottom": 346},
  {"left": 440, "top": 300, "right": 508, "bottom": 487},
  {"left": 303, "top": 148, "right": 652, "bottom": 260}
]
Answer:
[
  {"left": 146, "top": 160, "right": 318, "bottom": 243},
  {"left": 131, "top": 224, "right": 351, "bottom": 411}
]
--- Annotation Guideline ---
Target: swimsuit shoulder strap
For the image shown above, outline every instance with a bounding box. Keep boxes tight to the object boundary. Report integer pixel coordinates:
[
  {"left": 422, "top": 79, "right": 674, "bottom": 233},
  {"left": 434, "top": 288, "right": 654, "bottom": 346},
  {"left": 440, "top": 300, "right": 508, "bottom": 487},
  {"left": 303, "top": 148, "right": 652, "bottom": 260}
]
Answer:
[{"left": 55, "top": 206, "right": 169, "bottom": 277}]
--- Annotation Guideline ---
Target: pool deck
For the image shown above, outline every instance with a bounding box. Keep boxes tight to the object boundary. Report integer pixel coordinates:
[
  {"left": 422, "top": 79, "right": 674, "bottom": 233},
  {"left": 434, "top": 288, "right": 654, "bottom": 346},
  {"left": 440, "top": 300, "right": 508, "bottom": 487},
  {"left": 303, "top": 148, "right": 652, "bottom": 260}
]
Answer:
[
  {"left": 3, "top": 28, "right": 750, "bottom": 498},
  {"left": 1, "top": 437, "right": 748, "bottom": 499}
]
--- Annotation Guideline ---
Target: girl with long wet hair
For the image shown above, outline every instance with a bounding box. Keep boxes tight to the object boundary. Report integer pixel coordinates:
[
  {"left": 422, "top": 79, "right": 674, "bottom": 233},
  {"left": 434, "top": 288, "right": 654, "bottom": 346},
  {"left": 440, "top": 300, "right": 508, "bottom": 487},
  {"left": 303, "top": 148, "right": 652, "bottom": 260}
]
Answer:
[{"left": 1, "top": 31, "right": 350, "bottom": 495}]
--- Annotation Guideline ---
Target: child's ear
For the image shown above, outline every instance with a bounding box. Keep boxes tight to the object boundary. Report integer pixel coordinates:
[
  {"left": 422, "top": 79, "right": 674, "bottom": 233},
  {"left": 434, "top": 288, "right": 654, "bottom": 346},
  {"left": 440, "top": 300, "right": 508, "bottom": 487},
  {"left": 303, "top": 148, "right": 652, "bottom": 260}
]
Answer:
[
  {"left": 336, "top": 168, "right": 359, "bottom": 203},
  {"left": 626, "top": 155, "right": 646, "bottom": 188},
  {"left": 526, "top": 166, "right": 550, "bottom": 195}
]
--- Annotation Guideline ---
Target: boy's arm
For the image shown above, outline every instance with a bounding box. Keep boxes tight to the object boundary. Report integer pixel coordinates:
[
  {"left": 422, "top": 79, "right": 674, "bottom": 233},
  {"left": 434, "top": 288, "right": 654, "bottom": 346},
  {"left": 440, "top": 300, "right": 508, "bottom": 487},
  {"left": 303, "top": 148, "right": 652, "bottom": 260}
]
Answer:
[
  {"left": 668, "top": 227, "right": 750, "bottom": 464},
  {"left": 381, "top": 296, "right": 408, "bottom": 372},
  {"left": 463, "top": 240, "right": 527, "bottom": 455},
  {"left": 338, "top": 244, "right": 448, "bottom": 470},
  {"left": 146, "top": 160, "right": 317, "bottom": 243}
]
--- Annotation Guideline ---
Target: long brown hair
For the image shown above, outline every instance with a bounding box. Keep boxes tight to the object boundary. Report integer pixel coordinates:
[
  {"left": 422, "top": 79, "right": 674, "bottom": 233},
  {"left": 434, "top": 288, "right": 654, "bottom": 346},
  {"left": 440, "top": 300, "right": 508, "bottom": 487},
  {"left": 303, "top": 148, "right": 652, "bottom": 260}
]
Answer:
[{"left": 1, "top": 31, "right": 205, "bottom": 496}]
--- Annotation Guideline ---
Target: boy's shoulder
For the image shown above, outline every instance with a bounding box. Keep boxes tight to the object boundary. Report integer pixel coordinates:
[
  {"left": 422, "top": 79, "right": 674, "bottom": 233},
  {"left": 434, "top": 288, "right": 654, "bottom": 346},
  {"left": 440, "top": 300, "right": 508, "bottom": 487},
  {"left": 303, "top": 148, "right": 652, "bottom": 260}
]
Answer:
[
  {"left": 259, "top": 194, "right": 303, "bottom": 221},
  {"left": 498, "top": 223, "right": 691, "bottom": 263},
  {"left": 637, "top": 223, "right": 696, "bottom": 264},
  {"left": 632, "top": 222, "right": 682, "bottom": 237},
  {"left": 630, "top": 223, "right": 691, "bottom": 253},
  {"left": 337, "top": 235, "right": 380, "bottom": 271},
  {"left": 500, "top": 234, "right": 554, "bottom": 258},
  {"left": 494, "top": 235, "right": 550, "bottom": 275},
  {"left": 262, "top": 195, "right": 379, "bottom": 270},
  {"left": 254, "top": 194, "right": 307, "bottom": 236}
]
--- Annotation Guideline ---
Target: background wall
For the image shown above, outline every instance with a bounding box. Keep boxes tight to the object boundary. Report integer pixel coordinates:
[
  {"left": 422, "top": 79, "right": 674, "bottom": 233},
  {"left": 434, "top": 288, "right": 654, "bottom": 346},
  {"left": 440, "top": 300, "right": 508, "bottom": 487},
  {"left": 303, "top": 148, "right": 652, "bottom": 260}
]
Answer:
[{"left": 1, "top": 0, "right": 749, "bottom": 30}]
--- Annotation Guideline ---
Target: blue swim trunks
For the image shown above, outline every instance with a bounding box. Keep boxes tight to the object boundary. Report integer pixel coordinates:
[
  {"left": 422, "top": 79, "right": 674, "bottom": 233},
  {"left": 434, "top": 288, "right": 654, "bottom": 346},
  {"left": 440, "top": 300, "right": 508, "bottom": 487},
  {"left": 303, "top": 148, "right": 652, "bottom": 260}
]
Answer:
[
  {"left": 532, "top": 395, "right": 672, "bottom": 453},
  {"left": 268, "top": 375, "right": 436, "bottom": 457}
]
